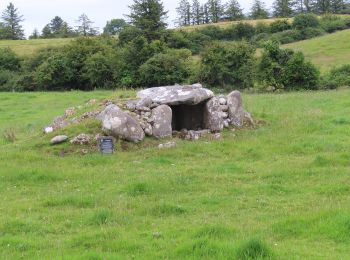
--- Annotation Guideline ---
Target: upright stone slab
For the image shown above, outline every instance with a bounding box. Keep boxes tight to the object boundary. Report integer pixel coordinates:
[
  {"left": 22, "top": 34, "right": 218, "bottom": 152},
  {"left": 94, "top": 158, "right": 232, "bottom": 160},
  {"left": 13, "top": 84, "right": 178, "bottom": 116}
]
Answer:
[
  {"left": 227, "top": 91, "right": 245, "bottom": 127},
  {"left": 101, "top": 105, "right": 145, "bottom": 143},
  {"left": 204, "top": 97, "right": 224, "bottom": 132},
  {"left": 152, "top": 105, "right": 172, "bottom": 139}
]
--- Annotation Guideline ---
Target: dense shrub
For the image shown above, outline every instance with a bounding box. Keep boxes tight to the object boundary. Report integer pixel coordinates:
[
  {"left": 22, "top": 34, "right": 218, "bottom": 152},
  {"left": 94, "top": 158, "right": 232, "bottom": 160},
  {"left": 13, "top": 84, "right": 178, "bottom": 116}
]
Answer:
[
  {"left": 34, "top": 53, "right": 74, "bottom": 91},
  {"left": 271, "top": 29, "right": 302, "bottom": 44},
  {"left": 299, "top": 27, "right": 325, "bottom": 40},
  {"left": 0, "top": 48, "right": 21, "bottom": 71},
  {"left": 258, "top": 41, "right": 319, "bottom": 90},
  {"left": 270, "top": 19, "right": 292, "bottom": 33},
  {"left": 118, "top": 26, "right": 144, "bottom": 45},
  {"left": 0, "top": 70, "right": 19, "bottom": 91},
  {"left": 320, "top": 15, "right": 347, "bottom": 33},
  {"left": 139, "top": 49, "right": 191, "bottom": 87},
  {"left": 200, "top": 41, "right": 256, "bottom": 89},
  {"left": 163, "top": 30, "right": 192, "bottom": 50},
  {"left": 252, "top": 33, "right": 270, "bottom": 46},
  {"left": 293, "top": 13, "right": 320, "bottom": 30},
  {"left": 255, "top": 22, "right": 271, "bottom": 34},
  {"left": 282, "top": 52, "right": 319, "bottom": 90},
  {"left": 184, "top": 31, "right": 211, "bottom": 54},
  {"left": 322, "top": 64, "right": 350, "bottom": 89},
  {"left": 234, "top": 23, "right": 256, "bottom": 40},
  {"left": 198, "top": 25, "right": 225, "bottom": 40}
]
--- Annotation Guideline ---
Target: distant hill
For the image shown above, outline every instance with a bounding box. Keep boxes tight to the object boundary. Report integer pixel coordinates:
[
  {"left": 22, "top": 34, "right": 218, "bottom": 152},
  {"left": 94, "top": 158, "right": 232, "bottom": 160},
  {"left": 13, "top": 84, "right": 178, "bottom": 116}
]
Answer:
[
  {"left": 0, "top": 38, "right": 73, "bottom": 57},
  {"left": 284, "top": 29, "right": 350, "bottom": 72}
]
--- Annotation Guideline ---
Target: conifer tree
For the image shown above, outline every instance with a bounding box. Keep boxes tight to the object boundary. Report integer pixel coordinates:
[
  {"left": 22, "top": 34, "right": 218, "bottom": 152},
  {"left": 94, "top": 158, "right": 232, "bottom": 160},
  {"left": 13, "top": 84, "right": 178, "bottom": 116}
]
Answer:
[
  {"left": 176, "top": 0, "right": 191, "bottom": 26},
  {"left": 1, "top": 2, "right": 24, "bottom": 40},
  {"left": 76, "top": 13, "right": 99, "bottom": 36},
  {"left": 225, "top": 0, "right": 244, "bottom": 20},
  {"left": 250, "top": 0, "right": 270, "bottom": 19},
  {"left": 192, "top": 0, "right": 202, "bottom": 25},
  {"left": 273, "top": 0, "right": 294, "bottom": 17},
  {"left": 128, "top": 0, "right": 168, "bottom": 41}
]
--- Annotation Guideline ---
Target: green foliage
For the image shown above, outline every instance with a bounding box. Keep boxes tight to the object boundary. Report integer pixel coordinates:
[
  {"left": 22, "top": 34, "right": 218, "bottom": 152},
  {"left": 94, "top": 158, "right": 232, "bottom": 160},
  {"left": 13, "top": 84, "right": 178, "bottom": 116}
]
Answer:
[
  {"left": 320, "top": 14, "right": 347, "bottom": 33},
  {"left": 269, "top": 19, "right": 292, "bottom": 33},
  {"left": 271, "top": 29, "right": 302, "bottom": 44},
  {"left": 1, "top": 3, "right": 24, "bottom": 40},
  {"left": 258, "top": 40, "right": 319, "bottom": 90},
  {"left": 0, "top": 48, "right": 20, "bottom": 71},
  {"left": 322, "top": 64, "right": 350, "bottom": 88},
  {"left": 299, "top": 27, "right": 325, "bottom": 40},
  {"left": 103, "top": 19, "right": 127, "bottom": 35},
  {"left": 250, "top": 0, "right": 270, "bottom": 19},
  {"left": 118, "top": 26, "right": 144, "bottom": 45},
  {"left": 201, "top": 41, "right": 256, "bottom": 88},
  {"left": 234, "top": 22, "right": 256, "bottom": 40},
  {"left": 236, "top": 238, "right": 273, "bottom": 259},
  {"left": 0, "top": 70, "right": 19, "bottom": 91},
  {"left": 293, "top": 13, "right": 320, "bottom": 30},
  {"left": 127, "top": 0, "right": 168, "bottom": 41},
  {"left": 139, "top": 49, "right": 191, "bottom": 87}
]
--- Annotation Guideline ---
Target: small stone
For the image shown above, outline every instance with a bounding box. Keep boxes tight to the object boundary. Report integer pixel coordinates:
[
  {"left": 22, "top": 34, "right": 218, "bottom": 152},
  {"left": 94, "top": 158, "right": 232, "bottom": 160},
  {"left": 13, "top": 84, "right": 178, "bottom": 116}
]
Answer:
[
  {"left": 144, "top": 124, "right": 153, "bottom": 136},
  {"left": 51, "top": 135, "right": 68, "bottom": 145},
  {"left": 86, "top": 99, "right": 97, "bottom": 106},
  {"left": 136, "top": 97, "right": 153, "bottom": 109},
  {"left": 44, "top": 126, "right": 54, "bottom": 134},
  {"left": 70, "top": 134, "right": 92, "bottom": 145},
  {"left": 213, "top": 133, "right": 222, "bottom": 140},
  {"left": 137, "top": 106, "right": 151, "bottom": 112},
  {"left": 64, "top": 107, "right": 75, "bottom": 117},
  {"left": 158, "top": 141, "right": 176, "bottom": 149},
  {"left": 126, "top": 100, "right": 137, "bottom": 111}
]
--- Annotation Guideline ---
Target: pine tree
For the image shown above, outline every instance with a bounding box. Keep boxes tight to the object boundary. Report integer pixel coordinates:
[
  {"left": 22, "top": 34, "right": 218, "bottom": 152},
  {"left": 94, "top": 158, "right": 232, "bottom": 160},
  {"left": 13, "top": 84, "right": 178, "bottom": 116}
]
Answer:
[
  {"left": 207, "top": 0, "right": 224, "bottom": 23},
  {"left": 1, "top": 3, "right": 25, "bottom": 40},
  {"left": 49, "top": 16, "right": 64, "bottom": 35},
  {"left": 192, "top": 0, "right": 202, "bottom": 25},
  {"left": 128, "top": 0, "right": 168, "bottom": 41},
  {"left": 29, "top": 28, "right": 40, "bottom": 39},
  {"left": 76, "top": 14, "right": 99, "bottom": 36},
  {"left": 316, "top": 0, "right": 331, "bottom": 13},
  {"left": 203, "top": 3, "right": 211, "bottom": 23},
  {"left": 225, "top": 0, "right": 244, "bottom": 21},
  {"left": 59, "top": 22, "right": 75, "bottom": 38},
  {"left": 41, "top": 24, "right": 52, "bottom": 39},
  {"left": 250, "top": 0, "right": 270, "bottom": 19},
  {"left": 273, "top": 0, "right": 294, "bottom": 17},
  {"left": 330, "top": 0, "right": 346, "bottom": 13},
  {"left": 176, "top": 0, "right": 191, "bottom": 26}
]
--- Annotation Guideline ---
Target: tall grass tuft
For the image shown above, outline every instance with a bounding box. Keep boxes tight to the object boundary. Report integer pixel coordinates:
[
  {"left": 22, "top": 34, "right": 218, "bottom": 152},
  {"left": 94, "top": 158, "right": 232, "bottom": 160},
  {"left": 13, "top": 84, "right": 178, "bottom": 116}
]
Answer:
[{"left": 236, "top": 238, "right": 274, "bottom": 259}]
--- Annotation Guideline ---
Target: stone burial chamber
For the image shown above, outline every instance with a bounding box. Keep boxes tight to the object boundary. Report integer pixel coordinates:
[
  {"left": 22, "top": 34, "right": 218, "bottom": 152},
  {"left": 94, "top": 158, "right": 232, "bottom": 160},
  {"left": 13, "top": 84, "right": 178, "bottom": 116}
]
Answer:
[
  {"left": 100, "top": 83, "right": 254, "bottom": 142},
  {"left": 46, "top": 83, "right": 254, "bottom": 145}
]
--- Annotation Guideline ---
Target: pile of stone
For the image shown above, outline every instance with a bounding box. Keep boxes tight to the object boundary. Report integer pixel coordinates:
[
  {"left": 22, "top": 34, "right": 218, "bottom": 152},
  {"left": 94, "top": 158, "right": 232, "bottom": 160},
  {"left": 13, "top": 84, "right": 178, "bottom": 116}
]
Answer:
[{"left": 47, "top": 84, "right": 254, "bottom": 145}]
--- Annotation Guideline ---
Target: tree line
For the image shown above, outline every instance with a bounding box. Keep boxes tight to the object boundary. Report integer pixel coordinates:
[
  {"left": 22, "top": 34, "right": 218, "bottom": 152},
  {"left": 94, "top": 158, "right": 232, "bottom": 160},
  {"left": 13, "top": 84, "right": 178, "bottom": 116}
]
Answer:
[{"left": 177, "top": 0, "right": 350, "bottom": 26}]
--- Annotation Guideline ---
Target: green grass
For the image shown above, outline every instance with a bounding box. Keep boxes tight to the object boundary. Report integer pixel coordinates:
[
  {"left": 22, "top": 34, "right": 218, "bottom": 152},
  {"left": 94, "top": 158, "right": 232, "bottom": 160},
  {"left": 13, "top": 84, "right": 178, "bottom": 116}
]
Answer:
[
  {"left": 0, "top": 38, "right": 72, "bottom": 57},
  {"left": 1, "top": 89, "right": 350, "bottom": 258},
  {"left": 284, "top": 29, "right": 350, "bottom": 73}
]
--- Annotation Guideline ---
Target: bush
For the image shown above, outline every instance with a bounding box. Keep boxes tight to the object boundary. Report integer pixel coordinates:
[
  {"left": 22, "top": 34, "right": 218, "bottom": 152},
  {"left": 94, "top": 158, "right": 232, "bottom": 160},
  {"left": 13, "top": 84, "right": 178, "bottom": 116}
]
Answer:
[
  {"left": 322, "top": 64, "right": 350, "bottom": 89},
  {"left": 271, "top": 29, "right": 302, "bottom": 44},
  {"left": 139, "top": 49, "right": 191, "bottom": 87},
  {"left": 252, "top": 33, "right": 270, "bottom": 46},
  {"left": 198, "top": 25, "right": 225, "bottom": 40},
  {"left": 320, "top": 15, "right": 347, "bottom": 33},
  {"left": 234, "top": 23, "right": 256, "bottom": 40},
  {"left": 270, "top": 19, "right": 292, "bottom": 33},
  {"left": 83, "top": 51, "right": 117, "bottom": 89},
  {"left": 34, "top": 53, "right": 74, "bottom": 91},
  {"left": 163, "top": 30, "right": 192, "bottom": 50},
  {"left": 299, "top": 27, "right": 325, "bottom": 40},
  {"left": 118, "top": 25, "right": 143, "bottom": 45},
  {"left": 0, "top": 70, "right": 21, "bottom": 91},
  {"left": 184, "top": 31, "right": 211, "bottom": 54},
  {"left": 200, "top": 41, "right": 256, "bottom": 89},
  {"left": 258, "top": 41, "right": 319, "bottom": 90},
  {"left": 293, "top": 13, "right": 320, "bottom": 30},
  {"left": 0, "top": 48, "right": 21, "bottom": 71},
  {"left": 255, "top": 22, "right": 271, "bottom": 34},
  {"left": 282, "top": 52, "right": 320, "bottom": 90}
]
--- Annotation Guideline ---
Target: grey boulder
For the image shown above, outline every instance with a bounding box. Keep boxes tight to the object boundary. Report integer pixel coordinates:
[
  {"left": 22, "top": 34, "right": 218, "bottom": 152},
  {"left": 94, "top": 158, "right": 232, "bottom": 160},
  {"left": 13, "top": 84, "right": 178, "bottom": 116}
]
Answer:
[
  {"left": 204, "top": 97, "right": 224, "bottom": 132},
  {"left": 152, "top": 105, "right": 172, "bottom": 139},
  {"left": 101, "top": 105, "right": 145, "bottom": 142},
  {"left": 137, "top": 84, "right": 214, "bottom": 106},
  {"left": 51, "top": 135, "right": 68, "bottom": 145}
]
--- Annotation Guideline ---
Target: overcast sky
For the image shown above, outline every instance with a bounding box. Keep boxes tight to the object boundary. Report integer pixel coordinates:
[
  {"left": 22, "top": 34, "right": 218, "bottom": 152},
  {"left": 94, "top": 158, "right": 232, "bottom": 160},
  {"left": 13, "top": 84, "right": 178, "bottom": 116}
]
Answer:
[{"left": 0, "top": 0, "right": 274, "bottom": 37}]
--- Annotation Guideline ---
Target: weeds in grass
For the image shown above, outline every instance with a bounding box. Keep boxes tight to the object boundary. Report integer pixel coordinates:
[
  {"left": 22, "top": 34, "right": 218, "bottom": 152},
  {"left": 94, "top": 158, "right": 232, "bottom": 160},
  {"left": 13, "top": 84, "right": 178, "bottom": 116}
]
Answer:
[
  {"left": 89, "top": 209, "right": 112, "bottom": 225},
  {"left": 151, "top": 204, "right": 186, "bottom": 217},
  {"left": 3, "top": 128, "right": 17, "bottom": 143},
  {"left": 236, "top": 238, "right": 274, "bottom": 259},
  {"left": 127, "top": 182, "right": 150, "bottom": 196}
]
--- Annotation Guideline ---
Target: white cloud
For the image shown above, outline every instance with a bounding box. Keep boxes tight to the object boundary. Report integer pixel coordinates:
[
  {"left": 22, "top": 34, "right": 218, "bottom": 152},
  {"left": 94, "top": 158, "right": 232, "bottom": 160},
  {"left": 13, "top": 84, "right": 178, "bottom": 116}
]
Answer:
[{"left": 0, "top": 0, "right": 274, "bottom": 37}]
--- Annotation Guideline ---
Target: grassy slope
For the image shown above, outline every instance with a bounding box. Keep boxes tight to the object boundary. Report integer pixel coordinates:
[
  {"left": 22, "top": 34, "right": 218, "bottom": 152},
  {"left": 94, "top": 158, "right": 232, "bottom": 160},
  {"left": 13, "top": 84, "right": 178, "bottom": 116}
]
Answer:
[
  {"left": 284, "top": 29, "right": 350, "bottom": 72},
  {"left": 1, "top": 89, "right": 350, "bottom": 259},
  {"left": 0, "top": 38, "right": 72, "bottom": 57}
]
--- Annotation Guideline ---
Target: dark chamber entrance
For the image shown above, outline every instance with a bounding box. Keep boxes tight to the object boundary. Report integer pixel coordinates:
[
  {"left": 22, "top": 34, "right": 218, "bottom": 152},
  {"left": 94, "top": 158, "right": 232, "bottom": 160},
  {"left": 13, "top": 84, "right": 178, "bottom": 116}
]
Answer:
[{"left": 171, "top": 103, "right": 205, "bottom": 131}]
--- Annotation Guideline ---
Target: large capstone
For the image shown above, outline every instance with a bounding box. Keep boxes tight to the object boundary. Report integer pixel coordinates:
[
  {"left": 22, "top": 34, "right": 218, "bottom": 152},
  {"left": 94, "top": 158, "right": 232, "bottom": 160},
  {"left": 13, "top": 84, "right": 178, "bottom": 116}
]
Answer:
[
  {"left": 227, "top": 91, "right": 245, "bottom": 127},
  {"left": 101, "top": 105, "right": 145, "bottom": 142},
  {"left": 152, "top": 105, "right": 172, "bottom": 139},
  {"left": 204, "top": 97, "right": 224, "bottom": 132},
  {"left": 137, "top": 84, "right": 214, "bottom": 106}
]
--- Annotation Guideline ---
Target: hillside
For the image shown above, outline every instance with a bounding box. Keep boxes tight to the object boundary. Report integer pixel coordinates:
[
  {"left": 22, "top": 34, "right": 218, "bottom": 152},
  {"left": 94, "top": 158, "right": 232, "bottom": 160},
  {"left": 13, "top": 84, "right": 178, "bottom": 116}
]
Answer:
[
  {"left": 284, "top": 29, "right": 350, "bottom": 72},
  {"left": 0, "top": 38, "right": 72, "bottom": 57},
  {"left": 1, "top": 89, "right": 350, "bottom": 258}
]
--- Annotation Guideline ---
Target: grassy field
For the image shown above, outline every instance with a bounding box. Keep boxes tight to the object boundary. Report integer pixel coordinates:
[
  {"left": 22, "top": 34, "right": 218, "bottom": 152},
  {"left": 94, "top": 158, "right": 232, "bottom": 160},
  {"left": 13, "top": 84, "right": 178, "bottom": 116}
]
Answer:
[
  {"left": 0, "top": 38, "right": 72, "bottom": 57},
  {"left": 284, "top": 29, "right": 350, "bottom": 72},
  {"left": 1, "top": 89, "right": 350, "bottom": 259}
]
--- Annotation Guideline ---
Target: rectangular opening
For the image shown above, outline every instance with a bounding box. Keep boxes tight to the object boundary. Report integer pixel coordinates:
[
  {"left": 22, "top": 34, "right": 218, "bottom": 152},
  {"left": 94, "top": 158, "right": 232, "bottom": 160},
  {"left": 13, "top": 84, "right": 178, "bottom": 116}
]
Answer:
[{"left": 171, "top": 103, "right": 205, "bottom": 131}]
